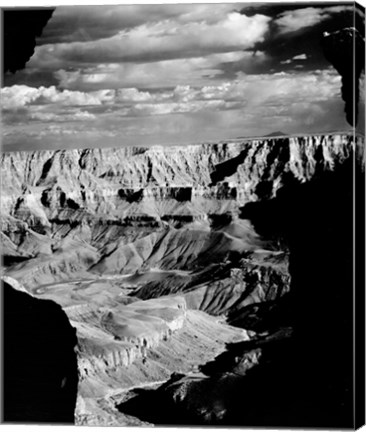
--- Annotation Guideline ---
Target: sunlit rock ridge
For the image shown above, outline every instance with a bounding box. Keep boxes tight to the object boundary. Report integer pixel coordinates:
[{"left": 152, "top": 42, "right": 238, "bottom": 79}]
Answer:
[{"left": 1, "top": 134, "right": 360, "bottom": 222}]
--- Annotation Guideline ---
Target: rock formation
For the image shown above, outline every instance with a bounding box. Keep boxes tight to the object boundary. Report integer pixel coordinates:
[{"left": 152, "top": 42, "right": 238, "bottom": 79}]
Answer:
[
  {"left": 3, "top": 8, "right": 55, "bottom": 75},
  {"left": 1, "top": 133, "right": 363, "bottom": 426},
  {"left": 118, "top": 145, "right": 364, "bottom": 427},
  {"left": 322, "top": 27, "right": 365, "bottom": 126},
  {"left": 2, "top": 276, "right": 78, "bottom": 423}
]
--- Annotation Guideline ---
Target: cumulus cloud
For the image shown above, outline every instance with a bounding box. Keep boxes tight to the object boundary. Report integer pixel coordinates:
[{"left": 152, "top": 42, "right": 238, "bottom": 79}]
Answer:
[
  {"left": 1, "top": 85, "right": 106, "bottom": 109},
  {"left": 1, "top": 85, "right": 172, "bottom": 112},
  {"left": 2, "top": 69, "right": 341, "bottom": 124},
  {"left": 275, "top": 6, "right": 352, "bottom": 34},
  {"left": 115, "top": 88, "right": 153, "bottom": 103}
]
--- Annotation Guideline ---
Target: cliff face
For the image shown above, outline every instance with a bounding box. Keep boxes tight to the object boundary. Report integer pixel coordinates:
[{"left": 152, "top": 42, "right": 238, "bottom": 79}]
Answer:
[
  {"left": 0, "top": 135, "right": 356, "bottom": 221},
  {"left": 135, "top": 254, "right": 290, "bottom": 317},
  {"left": 1, "top": 134, "right": 359, "bottom": 286},
  {"left": 71, "top": 296, "right": 187, "bottom": 379},
  {"left": 2, "top": 276, "right": 78, "bottom": 423}
]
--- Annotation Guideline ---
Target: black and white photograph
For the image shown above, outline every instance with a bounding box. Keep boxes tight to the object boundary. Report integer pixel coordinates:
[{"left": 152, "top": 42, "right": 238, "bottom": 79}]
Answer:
[{"left": 0, "top": 1, "right": 365, "bottom": 428}]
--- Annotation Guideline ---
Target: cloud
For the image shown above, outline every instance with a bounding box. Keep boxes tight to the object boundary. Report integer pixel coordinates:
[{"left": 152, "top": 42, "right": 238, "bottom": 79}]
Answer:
[
  {"left": 29, "top": 11, "right": 270, "bottom": 71},
  {"left": 8, "top": 3, "right": 355, "bottom": 94},
  {"left": 53, "top": 51, "right": 264, "bottom": 91},
  {"left": 1, "top": 85, "right": 107, "bottom": 109},
  {"left": 185, "top": 69, "right": 340, "bottom": 109},
  {"left": 2, "top": 68, "right": 341, "bottom": 114},
  {"left": 1, "top": 86, "right": 42, "bottom": 109},
  {"left": 29, "top": 110, "right": 96, "bottom": 122},
  {"left": 2, "top": 4, "right": 357, "bottom": 152},
  {"left": 292, "top": 54, "right": 307, "bottom": 61},
  {"left": 3, "top": 95, "right": 349, "bottom": 153},
  {"left": 2, "top": 68, "right": 342, "bottom": 134},
  {"left": 280, "top": 53, "right": 308, "bottom": 64},
  {"left": 238, "top": 4, "right": 361, "bottom": 76},
  {"left": 115, "top": 88, "right": 153, "bottom": 103},
  {"left": 38, "top": 4, "right": 245, "bottom": 44},
  {"left": 1, "top": 85, "right": 167, "bottom": 113},
  {"left": 126, "top": 100, "right": 228, "bottom": 116},
  {"left": 274, "top": 6, "right": 353, "bottom": 34}
]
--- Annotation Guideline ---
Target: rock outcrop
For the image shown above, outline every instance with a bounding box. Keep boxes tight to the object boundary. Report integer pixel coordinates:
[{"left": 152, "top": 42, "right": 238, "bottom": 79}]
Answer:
[
  {"left": 3, "top": 8, "right": 54, "bottom": 74},
  {"left": 322, "top": 27, "right": 365, "bottom": 126},
  {"left": 135, "top": 252, "right": 290, "bottom": 317},
  {"left": 71, "top": 296, "right": 187, "bottom": 379},
  {"left": 2, "top": 277, "right": 78, "bottom": 423}
]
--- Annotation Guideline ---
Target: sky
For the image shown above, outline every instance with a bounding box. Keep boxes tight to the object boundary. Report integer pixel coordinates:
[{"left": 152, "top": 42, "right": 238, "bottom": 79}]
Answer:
[{"left": 1, "top": 1, "right": 365, "bottom": 151}]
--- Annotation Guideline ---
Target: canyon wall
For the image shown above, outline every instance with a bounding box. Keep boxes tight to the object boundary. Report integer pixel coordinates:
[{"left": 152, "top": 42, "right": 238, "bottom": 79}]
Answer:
[
  {"left": 1, "top": 135, "right": 359, "bottom": 226},
  {"left": 1, "top": 133, "right": 363, "bottom": 426}
]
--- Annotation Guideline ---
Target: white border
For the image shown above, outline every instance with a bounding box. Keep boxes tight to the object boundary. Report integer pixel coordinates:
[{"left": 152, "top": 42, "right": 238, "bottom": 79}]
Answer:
[{"left": 0, "top": 1, "right": 365, "bottom": 432}]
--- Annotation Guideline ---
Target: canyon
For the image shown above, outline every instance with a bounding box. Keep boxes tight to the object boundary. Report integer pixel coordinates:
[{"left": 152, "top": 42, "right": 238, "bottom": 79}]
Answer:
[{"left": 1, "top": 133, "right": 363, "bottom": 427}]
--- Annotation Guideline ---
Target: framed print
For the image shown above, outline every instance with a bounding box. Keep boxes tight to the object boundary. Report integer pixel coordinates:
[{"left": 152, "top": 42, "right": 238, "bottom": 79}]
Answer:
[{"left": 1, "top": 1, "right": 365, "bottom": 428}]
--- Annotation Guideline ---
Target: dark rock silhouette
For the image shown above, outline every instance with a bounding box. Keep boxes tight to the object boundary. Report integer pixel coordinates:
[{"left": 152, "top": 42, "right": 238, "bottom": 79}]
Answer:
[
  {"left": 237, "top": 158, "right": 358, "bottom": 427},
  {"left": 2, "top": 280, "right": 78, "bottom": 423},
  {"left": 322, "top": 27, "right": 365, "bottom": 126},
  {"left": 3, "top": 8, "right": 54, "bottom": 75}
]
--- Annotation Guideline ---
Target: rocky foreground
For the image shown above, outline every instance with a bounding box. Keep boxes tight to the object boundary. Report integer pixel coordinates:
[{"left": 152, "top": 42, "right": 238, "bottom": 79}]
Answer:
[{"left": 1, "top": 133, "right": 364, "bottom": 427}]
